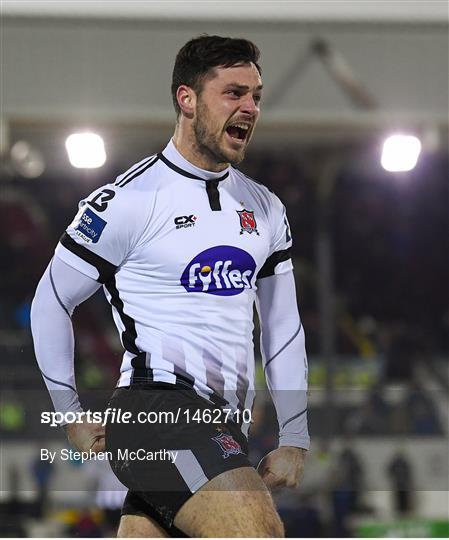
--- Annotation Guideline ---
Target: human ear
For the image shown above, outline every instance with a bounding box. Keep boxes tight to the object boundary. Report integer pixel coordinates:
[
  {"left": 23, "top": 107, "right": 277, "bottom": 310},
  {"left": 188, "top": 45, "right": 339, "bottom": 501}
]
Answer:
[{"left": 176, "top": 85, "right": 196, "bottom": 118}]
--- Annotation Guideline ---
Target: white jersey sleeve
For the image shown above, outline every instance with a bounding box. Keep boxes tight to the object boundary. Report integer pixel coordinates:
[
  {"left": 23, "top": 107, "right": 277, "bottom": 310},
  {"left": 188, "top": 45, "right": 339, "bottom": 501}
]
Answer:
[
  {"left": 31, "top": 257, "right": 101, "bottom": 419},
  {"left": 256, "top": 270, "right": 309, "bottom": 449},
  {"left": 257, "top": 193, "right": 293, "bottom": 280},
  {"left": 55, "top": 185, "right": 145, "bottom": 283}
]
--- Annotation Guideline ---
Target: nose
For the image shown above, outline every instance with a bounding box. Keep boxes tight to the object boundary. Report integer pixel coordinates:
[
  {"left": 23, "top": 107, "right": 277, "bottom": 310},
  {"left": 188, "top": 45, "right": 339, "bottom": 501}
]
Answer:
[{"left": 240, "top": 94, "right": 259, "bottom": 116}]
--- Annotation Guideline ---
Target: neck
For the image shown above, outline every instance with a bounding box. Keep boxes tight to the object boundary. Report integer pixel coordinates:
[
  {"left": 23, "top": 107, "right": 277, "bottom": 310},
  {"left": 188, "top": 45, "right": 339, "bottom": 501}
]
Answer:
[{"left": 172, "top": 123, "right": 229, "bottom": 173}]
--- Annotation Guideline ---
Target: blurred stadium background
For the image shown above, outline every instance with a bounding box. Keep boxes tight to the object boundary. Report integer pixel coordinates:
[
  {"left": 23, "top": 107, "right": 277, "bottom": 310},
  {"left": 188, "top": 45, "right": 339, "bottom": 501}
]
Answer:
[{"left": 0, "top": 1, "right": 448, "bottom": 537}]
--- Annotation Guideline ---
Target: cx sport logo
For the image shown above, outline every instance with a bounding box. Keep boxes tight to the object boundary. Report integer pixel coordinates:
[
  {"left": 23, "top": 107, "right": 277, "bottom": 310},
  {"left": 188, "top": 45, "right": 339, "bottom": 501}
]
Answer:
[
  {"left": 174, "top": 214, "right": 197, "bottom": 229},
  {"left": 181, "top": 246, "right": 256, "bottom": 296}
]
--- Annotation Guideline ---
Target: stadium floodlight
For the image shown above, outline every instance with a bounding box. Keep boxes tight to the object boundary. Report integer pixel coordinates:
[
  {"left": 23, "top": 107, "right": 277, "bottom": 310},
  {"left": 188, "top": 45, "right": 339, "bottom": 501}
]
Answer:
[
  {"left": 65, "top": 132, "right": 106, "bottom": 168},
  {"left": 10, "top": 140, "right": 46, "bottom": 178},
  {"left": 381, "top": 134, "right": 422, "bottom": 172}
]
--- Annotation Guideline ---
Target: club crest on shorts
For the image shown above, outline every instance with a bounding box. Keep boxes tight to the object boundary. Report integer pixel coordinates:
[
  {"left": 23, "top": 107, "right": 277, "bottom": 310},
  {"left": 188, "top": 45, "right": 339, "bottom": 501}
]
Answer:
[
  {"left": 237, "top": 209, "right": 259, "bottom": 235},
  {"left": 212, "top": 432, "right": 243, "bottom": 459}
]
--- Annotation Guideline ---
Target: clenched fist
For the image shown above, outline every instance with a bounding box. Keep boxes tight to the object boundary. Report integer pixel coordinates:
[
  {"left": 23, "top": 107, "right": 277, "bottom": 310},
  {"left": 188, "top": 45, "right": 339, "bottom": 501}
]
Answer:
[
  {"left": 64, "top": 419, "right": 105, "bottom": 454},
  {"left": 257, "top": 446, "right": 307, "bottom": 489}
]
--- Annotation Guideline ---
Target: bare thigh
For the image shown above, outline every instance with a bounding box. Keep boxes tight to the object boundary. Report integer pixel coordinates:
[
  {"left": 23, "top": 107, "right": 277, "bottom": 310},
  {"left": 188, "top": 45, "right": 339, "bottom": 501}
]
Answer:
[
  {"left": 174, "top": 467, "right": 284, "bottom": 537},
  {"left": 117, "top": 514, "right": 169, "bottom": 538}
]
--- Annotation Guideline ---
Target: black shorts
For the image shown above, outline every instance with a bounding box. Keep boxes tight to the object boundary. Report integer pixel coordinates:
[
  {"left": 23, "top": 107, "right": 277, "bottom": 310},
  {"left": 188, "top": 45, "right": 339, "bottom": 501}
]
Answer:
[{"left": 105, "top": 383, "right": 252, "bottom": 531}]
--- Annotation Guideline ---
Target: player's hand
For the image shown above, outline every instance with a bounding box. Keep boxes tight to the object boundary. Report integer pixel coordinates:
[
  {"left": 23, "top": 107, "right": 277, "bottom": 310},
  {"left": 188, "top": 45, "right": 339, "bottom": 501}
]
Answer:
[
  {"left": 257, "top": 446, "right": 307, "bottom": 489},
  {"left": 64, "top": 419, "right": 105, "bottom": 453}
]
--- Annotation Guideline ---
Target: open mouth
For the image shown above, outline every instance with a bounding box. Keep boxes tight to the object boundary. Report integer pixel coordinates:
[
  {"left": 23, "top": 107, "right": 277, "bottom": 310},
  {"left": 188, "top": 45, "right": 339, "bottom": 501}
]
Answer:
[{"left": 225, "top": 122, "right": 251, "bottom": 142}]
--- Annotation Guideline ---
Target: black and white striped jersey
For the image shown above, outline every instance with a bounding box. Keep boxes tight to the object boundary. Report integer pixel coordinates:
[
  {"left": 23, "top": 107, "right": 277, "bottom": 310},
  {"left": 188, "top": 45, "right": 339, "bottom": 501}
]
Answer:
[{"left": 55, "top": 140, "right": 295, "bottom": 422}]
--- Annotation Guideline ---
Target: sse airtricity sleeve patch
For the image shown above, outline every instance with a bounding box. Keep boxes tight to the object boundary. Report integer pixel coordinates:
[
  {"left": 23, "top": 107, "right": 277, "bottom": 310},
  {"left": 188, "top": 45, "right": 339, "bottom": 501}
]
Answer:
[
  {"left": 54, "top": 185, "right": 144, "bottom": 283},
  {"left": 72, "top": 207, "right": 107, "bottom": 244}
]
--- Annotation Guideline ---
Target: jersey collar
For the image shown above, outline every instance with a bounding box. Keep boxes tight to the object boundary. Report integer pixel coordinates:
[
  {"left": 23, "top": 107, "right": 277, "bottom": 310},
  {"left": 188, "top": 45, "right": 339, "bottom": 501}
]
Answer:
[{"left": 158, "top": 139, "right": 230, "bottom": 182}]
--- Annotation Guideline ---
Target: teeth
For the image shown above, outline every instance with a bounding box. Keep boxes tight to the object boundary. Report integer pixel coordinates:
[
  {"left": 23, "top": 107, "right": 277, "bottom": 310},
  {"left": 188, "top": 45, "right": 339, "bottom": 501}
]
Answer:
[{"left": 230, "top": 123, "right": 250, "bottom": 131}]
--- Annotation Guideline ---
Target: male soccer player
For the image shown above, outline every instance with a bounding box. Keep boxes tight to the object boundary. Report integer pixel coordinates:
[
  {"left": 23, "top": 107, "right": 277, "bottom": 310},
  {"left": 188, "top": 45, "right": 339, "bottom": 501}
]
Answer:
[{"left": 31, "top": 35, "right": 309, "bottom": 537}]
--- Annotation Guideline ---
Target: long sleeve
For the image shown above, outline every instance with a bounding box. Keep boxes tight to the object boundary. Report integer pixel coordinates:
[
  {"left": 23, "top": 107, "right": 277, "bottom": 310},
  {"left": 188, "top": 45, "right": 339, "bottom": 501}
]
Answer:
[
  {"left": 256, "top": 270, "right": 310, "bottom": 450},
  {"left": 31, "top": 255, "right": 101, "bottom": 417}
]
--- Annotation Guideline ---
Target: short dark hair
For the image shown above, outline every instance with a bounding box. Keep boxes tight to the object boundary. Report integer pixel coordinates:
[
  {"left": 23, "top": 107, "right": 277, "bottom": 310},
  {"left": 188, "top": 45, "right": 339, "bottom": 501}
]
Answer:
[{"left": 171, "top": 35, "right": 261, "bottom": 117}]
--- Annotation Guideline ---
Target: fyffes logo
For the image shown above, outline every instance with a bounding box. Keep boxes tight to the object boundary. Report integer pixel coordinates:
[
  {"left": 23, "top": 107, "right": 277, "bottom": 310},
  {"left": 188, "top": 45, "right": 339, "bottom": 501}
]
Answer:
[{"left": 181, "top": 246, "right": 256, "bottom": 296}]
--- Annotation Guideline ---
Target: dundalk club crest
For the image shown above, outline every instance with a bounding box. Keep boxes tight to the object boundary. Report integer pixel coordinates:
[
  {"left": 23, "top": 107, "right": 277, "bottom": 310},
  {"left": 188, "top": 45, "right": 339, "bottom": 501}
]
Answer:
[
  {"left": 237, "top": 209, "right": 259, "bottom": 235},
  {"left": 212, "top": 432, "right": 243, "bottom": 459}
]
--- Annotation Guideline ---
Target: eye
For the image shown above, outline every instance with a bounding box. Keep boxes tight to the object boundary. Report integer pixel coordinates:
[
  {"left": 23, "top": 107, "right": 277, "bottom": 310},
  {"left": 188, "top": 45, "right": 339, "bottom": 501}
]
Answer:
[
  {"left": 226, "top": 90, "right": 241, "bottom": 98},
  {"left": 254, "top": 94, "right": 262, "bottom": 104}
]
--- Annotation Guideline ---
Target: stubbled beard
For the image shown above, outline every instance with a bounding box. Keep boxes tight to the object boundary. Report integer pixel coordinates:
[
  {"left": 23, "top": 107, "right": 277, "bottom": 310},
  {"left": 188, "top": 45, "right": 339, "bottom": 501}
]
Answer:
[{"left": 193, "top": 101, "right": 245, "bottom": 167}]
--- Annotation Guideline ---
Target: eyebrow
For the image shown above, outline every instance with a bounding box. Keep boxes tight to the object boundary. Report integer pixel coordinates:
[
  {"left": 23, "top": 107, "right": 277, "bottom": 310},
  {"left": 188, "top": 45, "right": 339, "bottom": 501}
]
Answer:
[{"left": 224, "top": 83, "right": 263, "bottom": 91}]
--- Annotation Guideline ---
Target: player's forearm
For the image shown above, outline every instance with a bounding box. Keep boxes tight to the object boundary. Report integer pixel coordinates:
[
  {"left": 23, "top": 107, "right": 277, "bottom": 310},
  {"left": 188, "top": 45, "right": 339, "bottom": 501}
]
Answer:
[
  {"left": 31, "top": 256, "right": 101, "bottom": 417},
  {"left": 263, "top": 324, "right": 310, "bottom": 450},
  {"left": 256, "top": 271, "right": 310, "bottom": 450},
  {"left": 31, "top": 261, "right": 83, "bottom": 417}
]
